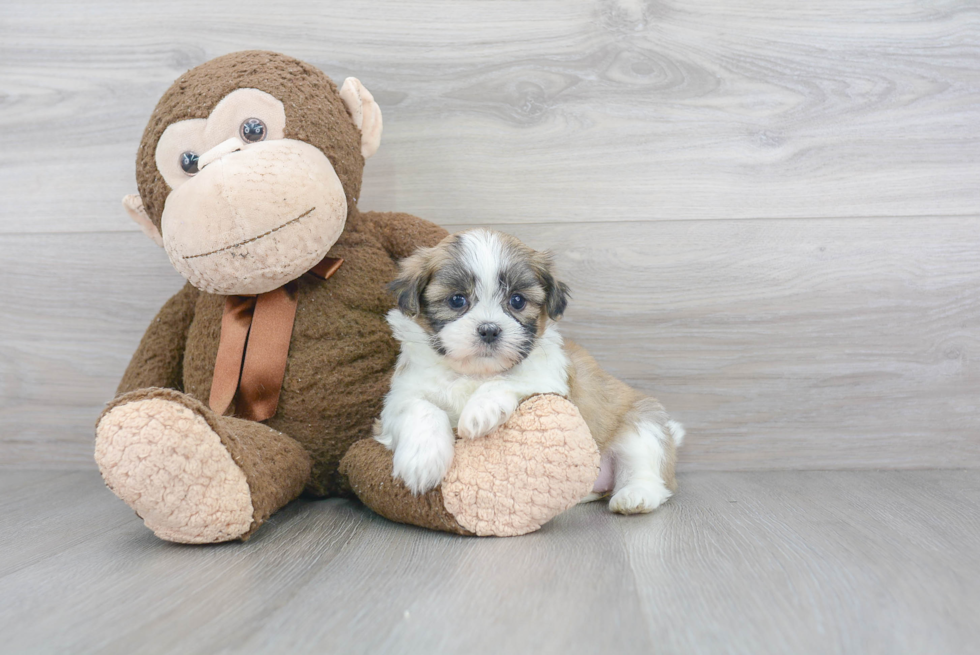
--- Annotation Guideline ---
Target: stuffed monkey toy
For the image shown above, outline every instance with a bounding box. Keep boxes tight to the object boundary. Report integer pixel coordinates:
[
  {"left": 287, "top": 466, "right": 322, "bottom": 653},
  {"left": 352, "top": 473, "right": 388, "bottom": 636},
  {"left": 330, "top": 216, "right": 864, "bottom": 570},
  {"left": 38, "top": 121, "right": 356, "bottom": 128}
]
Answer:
[{"left": 95, "top": 51, "right": 598, "bottom": 542}]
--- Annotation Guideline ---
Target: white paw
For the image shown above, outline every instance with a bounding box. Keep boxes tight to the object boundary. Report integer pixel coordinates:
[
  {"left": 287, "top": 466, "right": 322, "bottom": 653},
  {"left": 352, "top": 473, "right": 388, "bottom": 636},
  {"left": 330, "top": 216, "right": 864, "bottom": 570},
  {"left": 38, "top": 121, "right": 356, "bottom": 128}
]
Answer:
[
  {"left": 457, "top": 392, "right": 518, "bottom": 439},
  {"left": 609, "top": 482, "right": 672, "bottom": 515},
  {"left": 391, "top": 411, "right": 456, "bottom": 495}
]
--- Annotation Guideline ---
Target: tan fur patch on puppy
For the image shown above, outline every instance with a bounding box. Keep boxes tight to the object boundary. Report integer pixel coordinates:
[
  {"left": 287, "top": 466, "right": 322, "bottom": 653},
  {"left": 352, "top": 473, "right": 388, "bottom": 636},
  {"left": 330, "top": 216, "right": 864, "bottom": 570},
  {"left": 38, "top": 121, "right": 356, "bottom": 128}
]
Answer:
[{"left": 566, "top": 341, "right": 678, "bottom": 492}]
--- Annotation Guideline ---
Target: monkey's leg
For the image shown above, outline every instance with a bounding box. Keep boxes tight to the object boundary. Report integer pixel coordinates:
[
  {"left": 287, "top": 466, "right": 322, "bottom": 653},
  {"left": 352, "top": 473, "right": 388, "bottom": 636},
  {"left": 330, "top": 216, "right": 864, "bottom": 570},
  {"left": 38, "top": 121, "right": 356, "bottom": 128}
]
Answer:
[
  {"left": 341, "top": 394, "right": 600, "bottom": 537},
  {"left": 95, "top": 388, "right": 311, "bottom": 544}
]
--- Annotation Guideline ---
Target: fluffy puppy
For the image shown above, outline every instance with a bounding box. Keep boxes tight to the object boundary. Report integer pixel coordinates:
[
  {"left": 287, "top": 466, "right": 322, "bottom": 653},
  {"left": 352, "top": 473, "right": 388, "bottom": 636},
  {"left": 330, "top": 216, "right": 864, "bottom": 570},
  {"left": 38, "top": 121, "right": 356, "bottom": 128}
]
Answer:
[{"left": 377, "top": 229, "right": 684, "bottom": 515}]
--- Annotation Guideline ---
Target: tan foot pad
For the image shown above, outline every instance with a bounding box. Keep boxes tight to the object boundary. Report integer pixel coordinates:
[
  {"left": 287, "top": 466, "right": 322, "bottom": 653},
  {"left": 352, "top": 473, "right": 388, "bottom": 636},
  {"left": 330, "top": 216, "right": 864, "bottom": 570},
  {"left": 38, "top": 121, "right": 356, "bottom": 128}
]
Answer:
[
  {"left": 95, "top": 398, "right": 254, "bottom": 544},
  {"left": 442, "top": 394, "right": 601, "bottom": 536}
]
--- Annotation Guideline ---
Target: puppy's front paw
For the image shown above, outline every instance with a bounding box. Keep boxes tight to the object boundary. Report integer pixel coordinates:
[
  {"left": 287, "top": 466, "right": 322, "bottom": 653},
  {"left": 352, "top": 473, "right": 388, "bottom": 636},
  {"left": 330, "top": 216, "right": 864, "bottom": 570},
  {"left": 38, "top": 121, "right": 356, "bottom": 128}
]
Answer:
[
  {"left": 391, "top": 410, "right": 455, "bottom": 495},
  {"left": 458, "top": 392, "right": 518, "bottom": 439},
  {"left": 609, "top": 482, "right": 672, "bottom": 515}
]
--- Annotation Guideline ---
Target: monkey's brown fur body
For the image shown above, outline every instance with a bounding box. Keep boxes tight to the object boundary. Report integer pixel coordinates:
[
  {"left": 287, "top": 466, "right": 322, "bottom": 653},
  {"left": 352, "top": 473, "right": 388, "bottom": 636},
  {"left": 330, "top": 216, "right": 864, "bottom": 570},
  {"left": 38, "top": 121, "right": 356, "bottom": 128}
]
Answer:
[
  {"left": 117, "top": 210, "right": 445, "bottom": 497},
  {"left": 95, "top": 51, "right": 598, "bottom": 542}
]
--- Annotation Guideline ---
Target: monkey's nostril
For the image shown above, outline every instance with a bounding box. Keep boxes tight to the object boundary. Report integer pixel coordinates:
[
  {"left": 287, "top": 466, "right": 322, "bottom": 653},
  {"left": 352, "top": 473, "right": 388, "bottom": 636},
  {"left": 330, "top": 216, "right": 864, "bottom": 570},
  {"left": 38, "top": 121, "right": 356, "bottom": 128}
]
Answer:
[
  {"left": 197, "top": 137, "right": 245, "bottom": 170},
  {"left": 477, "top": 323, "right": 502, "bottom": 344}
]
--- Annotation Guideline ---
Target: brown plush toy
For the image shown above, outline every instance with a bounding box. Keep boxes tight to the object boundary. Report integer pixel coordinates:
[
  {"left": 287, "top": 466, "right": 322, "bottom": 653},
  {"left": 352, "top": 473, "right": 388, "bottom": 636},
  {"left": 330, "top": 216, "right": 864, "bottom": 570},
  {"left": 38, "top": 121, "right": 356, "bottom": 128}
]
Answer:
[{"left": 95, "top": 51, "right": 598, "bottom": 543}]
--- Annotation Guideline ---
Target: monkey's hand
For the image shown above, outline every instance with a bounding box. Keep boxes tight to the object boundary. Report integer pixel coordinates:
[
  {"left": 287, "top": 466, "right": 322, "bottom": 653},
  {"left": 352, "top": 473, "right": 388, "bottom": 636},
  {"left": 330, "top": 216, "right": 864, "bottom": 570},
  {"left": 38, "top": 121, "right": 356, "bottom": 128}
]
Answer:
[{"left": 458, "top": 390, "right": 520, "bottom": 440}]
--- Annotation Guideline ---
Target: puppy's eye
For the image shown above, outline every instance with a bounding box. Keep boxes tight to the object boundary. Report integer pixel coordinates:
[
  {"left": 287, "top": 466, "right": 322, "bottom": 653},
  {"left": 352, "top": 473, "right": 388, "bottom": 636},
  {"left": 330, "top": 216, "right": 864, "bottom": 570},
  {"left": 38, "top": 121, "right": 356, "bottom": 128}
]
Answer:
[
  {"left": 509, "top": 294, "right": 527, "bottom": 311},
  {"left": 448, "top": 294, "right": 468, "bottom": 310},
  {"left": 180, "top": 152, "right": 199, "bottom": 176},
  {"left": 240, "top": 118, "right": 266, "bottom": 143}
]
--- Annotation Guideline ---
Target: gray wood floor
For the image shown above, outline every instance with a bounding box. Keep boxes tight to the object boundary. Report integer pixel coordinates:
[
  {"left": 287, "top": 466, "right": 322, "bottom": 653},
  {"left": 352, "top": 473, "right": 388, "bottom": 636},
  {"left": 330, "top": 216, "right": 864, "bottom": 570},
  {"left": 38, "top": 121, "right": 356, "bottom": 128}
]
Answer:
[{"left": 1, "top": 469, "right": 977, "bottom": 654}]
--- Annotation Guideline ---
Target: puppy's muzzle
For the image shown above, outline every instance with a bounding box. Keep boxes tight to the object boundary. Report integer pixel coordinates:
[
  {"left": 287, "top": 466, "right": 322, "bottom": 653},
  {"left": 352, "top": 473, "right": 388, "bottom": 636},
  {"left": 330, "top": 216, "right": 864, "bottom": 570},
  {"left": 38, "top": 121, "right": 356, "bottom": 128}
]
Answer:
[{"left": 477, "top": 323, "right": 502, "bottom": 344}]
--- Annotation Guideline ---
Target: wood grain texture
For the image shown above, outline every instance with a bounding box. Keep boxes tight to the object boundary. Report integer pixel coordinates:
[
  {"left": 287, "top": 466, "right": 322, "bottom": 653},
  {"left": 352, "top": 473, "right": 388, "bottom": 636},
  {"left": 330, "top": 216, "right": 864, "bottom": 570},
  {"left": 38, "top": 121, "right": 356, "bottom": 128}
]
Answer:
[
  {"left": 2, "top": 0, "right": 979, "bottom": 233},
  {"left": 2, "top": 216, "right": 977, "bottom": 470},
  {"left": 1, "top": 469, "right": 977, "bottom": 654},
  {"left": 2, "top": 1, "right": 979, "bottom": 470}
]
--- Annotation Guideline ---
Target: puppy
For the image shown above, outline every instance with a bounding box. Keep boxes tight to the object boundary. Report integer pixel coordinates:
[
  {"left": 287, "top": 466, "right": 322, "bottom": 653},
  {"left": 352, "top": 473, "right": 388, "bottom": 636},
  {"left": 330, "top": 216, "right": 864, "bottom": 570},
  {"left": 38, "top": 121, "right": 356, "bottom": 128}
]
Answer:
[{"left": 377, "top": 229, "right": 684, "bottom": 515}]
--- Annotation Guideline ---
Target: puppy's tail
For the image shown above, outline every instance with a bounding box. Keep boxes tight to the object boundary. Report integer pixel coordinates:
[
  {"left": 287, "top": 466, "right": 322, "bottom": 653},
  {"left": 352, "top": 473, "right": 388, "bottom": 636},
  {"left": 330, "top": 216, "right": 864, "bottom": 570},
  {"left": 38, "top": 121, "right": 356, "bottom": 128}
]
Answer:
[{"left": 666, "top": 420, "right": 685, "bottom": 447}]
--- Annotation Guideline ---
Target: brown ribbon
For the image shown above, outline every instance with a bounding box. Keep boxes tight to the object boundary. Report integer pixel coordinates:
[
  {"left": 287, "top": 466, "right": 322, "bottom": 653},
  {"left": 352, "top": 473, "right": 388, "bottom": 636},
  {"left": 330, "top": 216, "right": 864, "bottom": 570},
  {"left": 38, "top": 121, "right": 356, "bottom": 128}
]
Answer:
[{"left": 209, "top": 256, "right": 343, "bottom": 422}]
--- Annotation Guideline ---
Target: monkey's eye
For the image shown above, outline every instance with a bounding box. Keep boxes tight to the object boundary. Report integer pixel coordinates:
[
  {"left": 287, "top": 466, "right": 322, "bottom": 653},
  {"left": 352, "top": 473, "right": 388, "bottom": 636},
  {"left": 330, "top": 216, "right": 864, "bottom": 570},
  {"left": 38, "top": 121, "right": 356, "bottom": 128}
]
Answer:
[
  {"left": 180, "top": 152, "right": 199, "bottom": 176},
  {"left": 240, "top": 118, "right": 266, "bottom": 143},
  {"left": 448, "top": 294, "right": 468, "bottom": 310},
  {"left": 509, "top": 294, "right": 527, "bottom": 311}
]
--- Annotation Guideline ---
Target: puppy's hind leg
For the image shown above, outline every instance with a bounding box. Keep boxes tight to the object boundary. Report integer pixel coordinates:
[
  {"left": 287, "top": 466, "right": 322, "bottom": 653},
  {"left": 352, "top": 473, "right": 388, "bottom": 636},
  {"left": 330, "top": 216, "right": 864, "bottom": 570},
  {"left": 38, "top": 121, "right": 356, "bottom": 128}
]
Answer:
[{"left": 608, "top": 406, "right": 679, "bottom": 515}]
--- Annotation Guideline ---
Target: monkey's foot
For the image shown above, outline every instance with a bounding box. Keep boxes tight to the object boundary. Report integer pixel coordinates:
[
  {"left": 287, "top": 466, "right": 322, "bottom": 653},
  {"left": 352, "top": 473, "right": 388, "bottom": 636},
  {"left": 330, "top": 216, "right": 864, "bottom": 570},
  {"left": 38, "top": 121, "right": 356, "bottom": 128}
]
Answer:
[
  {"left": 342, "top": 394, "right": 600, "bottom": 537},
  {"left": 95, "top": 389, "right": 254, "bottom": 544}
]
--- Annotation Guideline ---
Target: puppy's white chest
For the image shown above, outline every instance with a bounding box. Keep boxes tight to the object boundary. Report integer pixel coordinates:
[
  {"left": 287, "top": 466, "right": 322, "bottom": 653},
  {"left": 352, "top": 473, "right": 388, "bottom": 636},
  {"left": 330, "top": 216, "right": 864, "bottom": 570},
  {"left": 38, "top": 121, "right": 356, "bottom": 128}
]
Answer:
[{"left": 439, "top": 376, "right": 487, "bottom": 426}]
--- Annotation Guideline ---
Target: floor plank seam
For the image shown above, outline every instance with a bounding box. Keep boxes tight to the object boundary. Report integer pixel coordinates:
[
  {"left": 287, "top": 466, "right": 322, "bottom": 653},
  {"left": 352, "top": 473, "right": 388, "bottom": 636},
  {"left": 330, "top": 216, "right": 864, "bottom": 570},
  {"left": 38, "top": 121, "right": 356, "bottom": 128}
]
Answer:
[{"left": 3, "top": 211, "right": 980, "bottom": 238}]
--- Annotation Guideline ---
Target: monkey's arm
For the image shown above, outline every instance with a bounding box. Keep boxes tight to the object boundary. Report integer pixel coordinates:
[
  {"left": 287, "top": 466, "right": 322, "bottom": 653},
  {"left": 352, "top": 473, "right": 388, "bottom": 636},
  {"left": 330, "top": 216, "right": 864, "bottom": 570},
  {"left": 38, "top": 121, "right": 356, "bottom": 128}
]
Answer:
[
  {"left": 360, "top": 211, "right": 449, "bottom": 261},
  {"left": 117, "top": 282, "right": 200, "bottom": 395}
]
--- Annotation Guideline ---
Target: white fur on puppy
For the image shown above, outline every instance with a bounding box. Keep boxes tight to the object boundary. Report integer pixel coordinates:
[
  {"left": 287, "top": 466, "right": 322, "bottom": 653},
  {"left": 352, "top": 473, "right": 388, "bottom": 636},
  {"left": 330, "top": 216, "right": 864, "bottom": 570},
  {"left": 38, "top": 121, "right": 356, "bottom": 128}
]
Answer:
[
  {"left": 458, "top": 388, "right": 520, "bottom": 440},
  {"left": 378, "top": 397, "right": 456, "bottom": 495}
]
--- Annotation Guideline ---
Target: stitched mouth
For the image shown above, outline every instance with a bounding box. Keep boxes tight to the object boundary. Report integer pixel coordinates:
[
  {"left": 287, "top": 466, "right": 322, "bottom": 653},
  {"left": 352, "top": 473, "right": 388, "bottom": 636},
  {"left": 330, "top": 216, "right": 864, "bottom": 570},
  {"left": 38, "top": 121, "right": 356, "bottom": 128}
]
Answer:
[{"left": 183, "top": 207, "right": 315, "bottom": 260}]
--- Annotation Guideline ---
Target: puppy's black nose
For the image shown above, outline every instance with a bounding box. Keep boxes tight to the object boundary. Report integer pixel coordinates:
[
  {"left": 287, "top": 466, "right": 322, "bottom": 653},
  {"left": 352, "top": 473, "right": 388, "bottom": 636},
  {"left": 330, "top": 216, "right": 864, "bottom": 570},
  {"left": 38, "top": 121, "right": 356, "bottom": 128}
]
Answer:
[{"left": 477, "top": 323, "right": 502, "bottom": 343}]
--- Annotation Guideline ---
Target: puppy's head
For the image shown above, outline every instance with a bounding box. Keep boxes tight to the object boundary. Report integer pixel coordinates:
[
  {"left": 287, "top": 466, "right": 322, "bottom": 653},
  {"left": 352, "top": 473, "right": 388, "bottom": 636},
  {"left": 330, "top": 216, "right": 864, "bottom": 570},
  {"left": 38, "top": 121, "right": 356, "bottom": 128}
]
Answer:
[{"left": 390, "top": 229, "right": 570, "bottom": 375}]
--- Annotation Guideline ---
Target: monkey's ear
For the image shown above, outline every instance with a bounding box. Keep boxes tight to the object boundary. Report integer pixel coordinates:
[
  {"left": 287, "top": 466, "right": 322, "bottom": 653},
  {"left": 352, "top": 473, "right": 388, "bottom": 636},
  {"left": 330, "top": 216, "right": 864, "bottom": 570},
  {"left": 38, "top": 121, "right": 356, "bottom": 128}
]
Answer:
[
  {"left": 339, "top": 77, "right": 383, "bottom": 160},
  {"left": 123, "top": 194, "right": 163, "bottom": 247}
]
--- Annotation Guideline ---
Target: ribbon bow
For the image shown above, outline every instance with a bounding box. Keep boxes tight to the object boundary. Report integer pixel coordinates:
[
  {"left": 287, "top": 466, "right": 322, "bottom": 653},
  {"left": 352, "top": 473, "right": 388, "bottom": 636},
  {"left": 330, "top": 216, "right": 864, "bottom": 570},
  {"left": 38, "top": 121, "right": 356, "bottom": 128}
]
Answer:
[{"left": 209, "top": 256, "right": 343, "bottom": 422}]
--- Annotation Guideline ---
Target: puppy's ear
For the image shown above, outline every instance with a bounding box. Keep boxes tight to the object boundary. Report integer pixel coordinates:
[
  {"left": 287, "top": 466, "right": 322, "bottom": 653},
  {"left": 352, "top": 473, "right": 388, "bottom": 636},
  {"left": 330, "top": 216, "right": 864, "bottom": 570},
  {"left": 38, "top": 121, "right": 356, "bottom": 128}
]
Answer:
[
  {"left": 544, "top": 277, "right": 571, "bottom": 320},
  {"left": 388, "top": 248, "right": 434, "bottom": 316},
  {"left": 531, "top": 251, "right": 571, "bottom": 320}
]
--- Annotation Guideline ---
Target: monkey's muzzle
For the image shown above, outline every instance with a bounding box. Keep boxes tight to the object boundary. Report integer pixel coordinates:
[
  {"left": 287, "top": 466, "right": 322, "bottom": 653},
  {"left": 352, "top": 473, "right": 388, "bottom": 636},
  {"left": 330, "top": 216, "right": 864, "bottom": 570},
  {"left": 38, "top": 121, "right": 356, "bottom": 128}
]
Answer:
[{"left": 161, "top": 139, "right": 348, "bottom": 295}]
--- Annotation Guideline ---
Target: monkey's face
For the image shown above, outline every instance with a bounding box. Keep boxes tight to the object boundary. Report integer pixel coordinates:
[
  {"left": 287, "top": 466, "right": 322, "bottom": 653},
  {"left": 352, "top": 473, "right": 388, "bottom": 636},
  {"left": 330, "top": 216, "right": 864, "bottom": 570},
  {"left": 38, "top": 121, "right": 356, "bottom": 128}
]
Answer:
[
  {"left": 125, "top": 52, "right": 383, "bottom": 296},
  {"left": 154, "top": 89, "right": 347, "bottom": 295}
]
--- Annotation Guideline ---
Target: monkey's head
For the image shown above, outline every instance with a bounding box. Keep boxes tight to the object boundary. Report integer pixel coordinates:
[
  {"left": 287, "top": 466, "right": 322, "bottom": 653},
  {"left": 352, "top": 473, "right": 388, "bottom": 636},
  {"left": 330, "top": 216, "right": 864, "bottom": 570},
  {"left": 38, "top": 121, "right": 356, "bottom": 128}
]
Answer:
[{"left": 124, "top": 51, "right": 382, "bottom": 295}]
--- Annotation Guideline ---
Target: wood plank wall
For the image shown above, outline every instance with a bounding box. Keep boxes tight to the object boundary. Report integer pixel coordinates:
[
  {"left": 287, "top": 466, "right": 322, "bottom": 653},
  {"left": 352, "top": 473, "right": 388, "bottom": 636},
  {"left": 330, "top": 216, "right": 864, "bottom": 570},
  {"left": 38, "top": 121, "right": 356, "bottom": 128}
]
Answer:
[{"left": 2, "top": 0, "right": 978, "bottom": 470}]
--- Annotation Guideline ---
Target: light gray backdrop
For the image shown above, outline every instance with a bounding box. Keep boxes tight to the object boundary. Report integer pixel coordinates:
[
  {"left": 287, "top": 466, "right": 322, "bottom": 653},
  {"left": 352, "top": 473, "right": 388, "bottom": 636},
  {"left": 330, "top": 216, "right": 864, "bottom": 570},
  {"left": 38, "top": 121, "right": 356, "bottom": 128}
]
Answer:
[{"left": 2, "top": 0, "right": 978, "bottom": 471}]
